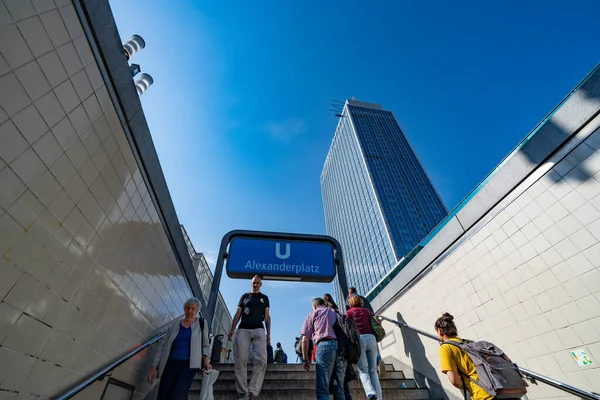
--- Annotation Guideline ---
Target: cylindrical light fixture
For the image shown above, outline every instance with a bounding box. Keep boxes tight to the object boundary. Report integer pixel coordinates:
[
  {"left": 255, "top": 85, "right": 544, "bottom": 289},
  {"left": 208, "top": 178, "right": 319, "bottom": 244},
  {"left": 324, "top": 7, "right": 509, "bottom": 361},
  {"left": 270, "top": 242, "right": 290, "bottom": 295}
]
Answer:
[
  {"left": 123, "top": 34, "right": 146, "bottom": 59},
  {"left": 135, "top": 73, "right": 154, "bottom": 96}
]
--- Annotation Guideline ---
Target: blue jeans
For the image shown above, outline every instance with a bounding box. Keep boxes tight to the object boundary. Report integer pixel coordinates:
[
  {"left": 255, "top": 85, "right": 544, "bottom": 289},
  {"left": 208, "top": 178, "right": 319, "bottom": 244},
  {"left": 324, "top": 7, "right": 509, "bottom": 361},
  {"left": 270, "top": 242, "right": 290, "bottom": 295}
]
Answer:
[
  {"left": 357, "top": 334, "right": 382, "bottom": 399},
  {"left": 316, "top": 340, "right": 346, "bottom": 400}
]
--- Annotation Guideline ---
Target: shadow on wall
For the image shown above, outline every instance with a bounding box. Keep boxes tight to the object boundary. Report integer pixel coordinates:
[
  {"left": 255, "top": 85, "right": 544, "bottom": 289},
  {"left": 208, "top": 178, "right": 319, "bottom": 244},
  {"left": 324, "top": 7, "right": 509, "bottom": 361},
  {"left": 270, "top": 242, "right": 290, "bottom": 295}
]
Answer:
[
  {"left": 396, "top": 312, "right": 449, "bottom": 400},
  {"left": 520, "top": 86, "right": 600, "bottom": 185}
]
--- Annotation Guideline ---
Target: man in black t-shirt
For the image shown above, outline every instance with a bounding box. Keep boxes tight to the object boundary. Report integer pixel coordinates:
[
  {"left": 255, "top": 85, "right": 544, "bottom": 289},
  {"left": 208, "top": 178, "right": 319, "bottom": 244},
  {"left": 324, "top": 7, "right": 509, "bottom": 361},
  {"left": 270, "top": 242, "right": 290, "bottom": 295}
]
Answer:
[{"left": 228, "top": 275, "right": 271, "bottom": 400}]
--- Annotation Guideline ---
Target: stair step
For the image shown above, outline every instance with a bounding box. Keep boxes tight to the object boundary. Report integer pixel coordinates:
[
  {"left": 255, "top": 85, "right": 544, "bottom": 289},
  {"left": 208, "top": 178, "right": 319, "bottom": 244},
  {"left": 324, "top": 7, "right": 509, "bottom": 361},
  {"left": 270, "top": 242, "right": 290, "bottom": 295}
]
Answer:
[
  {"left": 197, "top": 370, "right": 406, "bottom": 381},
  {"left": 190, "top": 364, "right": 426, "bottom": 399},
  {"left": 210, "top": 363, "right": 396, "bottom": 372},
  {"left": 191, "top": 378, "right": 416, "bottom": 391},
  {"left": 188, "top": 388, "right": 429, "bottom": 400}
]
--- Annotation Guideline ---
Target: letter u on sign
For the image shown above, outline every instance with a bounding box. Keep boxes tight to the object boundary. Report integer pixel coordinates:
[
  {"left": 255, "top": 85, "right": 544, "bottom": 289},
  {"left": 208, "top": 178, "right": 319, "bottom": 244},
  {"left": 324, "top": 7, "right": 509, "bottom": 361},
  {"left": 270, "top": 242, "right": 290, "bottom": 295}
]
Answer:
[{"left": 275, "top": 243, "right": 290, "bottom": 259}]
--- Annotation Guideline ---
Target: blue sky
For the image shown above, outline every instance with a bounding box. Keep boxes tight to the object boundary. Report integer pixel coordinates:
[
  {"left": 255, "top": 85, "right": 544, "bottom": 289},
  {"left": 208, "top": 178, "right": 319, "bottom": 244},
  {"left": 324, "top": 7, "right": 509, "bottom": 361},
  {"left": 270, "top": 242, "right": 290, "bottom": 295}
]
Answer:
[{"left": 108, "top": 0, "right": 600, "bottom": 354}]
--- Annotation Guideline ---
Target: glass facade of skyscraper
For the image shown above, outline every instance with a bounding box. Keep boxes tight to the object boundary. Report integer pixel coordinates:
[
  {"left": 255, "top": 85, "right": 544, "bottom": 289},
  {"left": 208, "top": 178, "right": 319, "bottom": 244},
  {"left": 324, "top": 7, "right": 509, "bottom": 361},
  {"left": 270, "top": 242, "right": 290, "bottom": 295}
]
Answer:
[{"left": 321, "top": 100, "right": 447, "bottom": 302}]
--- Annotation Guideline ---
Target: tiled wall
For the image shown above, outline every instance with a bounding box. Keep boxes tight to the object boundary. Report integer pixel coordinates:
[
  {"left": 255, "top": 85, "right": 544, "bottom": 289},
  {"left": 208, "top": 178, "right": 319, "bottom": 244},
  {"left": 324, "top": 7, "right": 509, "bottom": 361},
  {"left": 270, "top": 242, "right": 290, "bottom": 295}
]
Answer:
[
  {"left": 379, "top": 125, "right": 600, "bottom": 399},
  {"left": 0, "top": 1, "right": 192, "bottom": 398}
]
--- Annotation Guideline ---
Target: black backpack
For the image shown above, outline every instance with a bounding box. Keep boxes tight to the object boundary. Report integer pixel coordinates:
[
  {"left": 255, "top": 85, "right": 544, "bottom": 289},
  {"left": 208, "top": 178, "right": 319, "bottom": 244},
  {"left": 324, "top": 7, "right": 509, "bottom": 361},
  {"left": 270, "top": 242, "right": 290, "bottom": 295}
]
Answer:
[
  {"left": 333, "top": 313, "right": 361, "bottom": 364},
  {"left": 295, "top": 336, "right": 313, "bottom": 361}
]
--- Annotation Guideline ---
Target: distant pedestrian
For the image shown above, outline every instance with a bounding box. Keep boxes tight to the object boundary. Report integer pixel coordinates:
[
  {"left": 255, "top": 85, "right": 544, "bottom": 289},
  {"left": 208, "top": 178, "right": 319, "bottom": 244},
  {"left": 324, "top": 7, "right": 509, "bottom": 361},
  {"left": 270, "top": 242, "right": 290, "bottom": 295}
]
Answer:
[
  {"left": 229, "top": 275, "right": 271, "bottom": 400},
  {"left": 274, "top": 342, "right": 286, "bottom": 364},
  {"left": 148, "top": 297, "right": 212, "bottom": 400},
  {"left": 347, "top": 295, "right": 382, "bottom": 400},
  {"left": 300, "top": 297, "right": 347, "bottom": 400},
  {"left": 346, "top": 287, "right": 373, "bottom": 312},
  {"left": 323, "top": 293, "right": 339, "bottom": 311}
]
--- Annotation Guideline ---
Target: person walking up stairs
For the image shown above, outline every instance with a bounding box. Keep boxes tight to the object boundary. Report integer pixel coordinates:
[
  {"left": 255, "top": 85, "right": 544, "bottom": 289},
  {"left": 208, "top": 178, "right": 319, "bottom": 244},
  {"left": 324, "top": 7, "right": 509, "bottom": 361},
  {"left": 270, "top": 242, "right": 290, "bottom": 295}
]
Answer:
[{"left": 274, "top": 342, "right": 286, "bottom": 364}]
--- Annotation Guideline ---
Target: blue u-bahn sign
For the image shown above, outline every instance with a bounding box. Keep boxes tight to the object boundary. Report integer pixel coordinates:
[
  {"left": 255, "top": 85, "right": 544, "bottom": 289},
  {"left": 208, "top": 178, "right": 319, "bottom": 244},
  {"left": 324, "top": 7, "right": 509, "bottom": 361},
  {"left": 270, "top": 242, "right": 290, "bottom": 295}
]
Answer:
[
  {"left": 227, "top": 237, "right": 336, "bottom": 282},
  {"left": 206, "top": 230, "right": 349, "bottom": 328}
]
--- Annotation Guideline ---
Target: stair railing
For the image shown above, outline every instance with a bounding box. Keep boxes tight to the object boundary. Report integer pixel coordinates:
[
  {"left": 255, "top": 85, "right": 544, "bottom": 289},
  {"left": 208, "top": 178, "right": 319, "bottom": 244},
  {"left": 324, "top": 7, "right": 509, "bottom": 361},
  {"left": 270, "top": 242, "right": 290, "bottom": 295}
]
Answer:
[
  {"left": 376, "top": 315, "right": 600, "bottom": 400},
  {"left": 54, "top": 331, "right": 166, "bottom": 400}
]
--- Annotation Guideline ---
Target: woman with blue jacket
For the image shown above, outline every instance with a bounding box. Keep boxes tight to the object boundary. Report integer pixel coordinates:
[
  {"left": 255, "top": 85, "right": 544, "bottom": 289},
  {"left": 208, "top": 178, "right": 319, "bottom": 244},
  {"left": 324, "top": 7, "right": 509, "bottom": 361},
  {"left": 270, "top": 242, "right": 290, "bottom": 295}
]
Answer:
[{"left": 148, "top": 297, "right": 212, "bottom": 399}]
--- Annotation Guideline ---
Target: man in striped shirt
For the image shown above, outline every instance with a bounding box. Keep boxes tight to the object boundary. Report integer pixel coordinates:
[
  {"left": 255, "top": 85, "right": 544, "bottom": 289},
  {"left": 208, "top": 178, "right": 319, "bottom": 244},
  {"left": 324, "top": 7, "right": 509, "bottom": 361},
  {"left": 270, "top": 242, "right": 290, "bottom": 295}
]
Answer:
[{"left": 300, "top": 297, "right": 347, "bottom": 400}]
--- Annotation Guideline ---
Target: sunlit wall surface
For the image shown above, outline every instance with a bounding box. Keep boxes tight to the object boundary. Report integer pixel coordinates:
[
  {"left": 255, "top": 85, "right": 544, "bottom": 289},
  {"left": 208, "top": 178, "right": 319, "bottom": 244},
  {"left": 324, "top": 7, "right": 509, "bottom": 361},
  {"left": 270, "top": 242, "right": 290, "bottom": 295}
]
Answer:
[
  {"left": 0, "top": 1, "right": 193, "bottom": 398},
  {"left": 377, "top": 83, "right": 600, "bottom": 399},
  {"left": 321, "top": 100, "right": 447, "bottom": 302}
]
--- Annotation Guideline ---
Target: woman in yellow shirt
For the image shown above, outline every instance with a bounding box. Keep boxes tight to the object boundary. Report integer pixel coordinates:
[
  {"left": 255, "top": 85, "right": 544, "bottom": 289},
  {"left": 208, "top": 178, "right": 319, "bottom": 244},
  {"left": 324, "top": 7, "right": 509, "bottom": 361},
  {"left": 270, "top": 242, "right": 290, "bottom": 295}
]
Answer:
[{"left": 435, "top": 313, "right": 493, "bottom": 400}]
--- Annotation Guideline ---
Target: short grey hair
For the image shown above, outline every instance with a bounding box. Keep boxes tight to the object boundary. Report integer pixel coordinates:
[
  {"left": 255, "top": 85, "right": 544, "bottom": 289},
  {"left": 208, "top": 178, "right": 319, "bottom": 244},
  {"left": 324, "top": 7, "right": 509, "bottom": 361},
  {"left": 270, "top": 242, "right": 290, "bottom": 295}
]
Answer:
[
  {"left": 312, "top": 297, "right": 325, "bottom": 308},
  {"left": 184, "top": 297, "right": 200, "bottom": 308}
]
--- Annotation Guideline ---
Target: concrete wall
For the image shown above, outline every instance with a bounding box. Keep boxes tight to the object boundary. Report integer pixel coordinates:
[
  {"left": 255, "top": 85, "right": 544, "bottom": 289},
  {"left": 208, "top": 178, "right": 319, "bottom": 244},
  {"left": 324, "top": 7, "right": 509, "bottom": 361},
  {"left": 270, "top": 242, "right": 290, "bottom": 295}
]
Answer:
[
  {"left": 375, "top": 70, "right": 600, "bottom": 399},
  {"left": 182, "top": 227, "right": 234, "bottom": 363},
  {"left": 193, "top": 253, "right": 234, "bottom": 363},
  {"left": 0, "top": 1, "right": 197, "bottom": 398}
]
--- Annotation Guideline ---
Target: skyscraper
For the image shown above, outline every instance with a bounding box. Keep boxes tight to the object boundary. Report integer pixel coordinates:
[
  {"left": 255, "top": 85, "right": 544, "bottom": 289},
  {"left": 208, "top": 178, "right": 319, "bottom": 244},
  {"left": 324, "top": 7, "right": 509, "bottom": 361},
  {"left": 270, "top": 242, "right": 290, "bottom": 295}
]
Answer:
[{"left": 321, "top": 100, "right": 447, "bottom": 302}]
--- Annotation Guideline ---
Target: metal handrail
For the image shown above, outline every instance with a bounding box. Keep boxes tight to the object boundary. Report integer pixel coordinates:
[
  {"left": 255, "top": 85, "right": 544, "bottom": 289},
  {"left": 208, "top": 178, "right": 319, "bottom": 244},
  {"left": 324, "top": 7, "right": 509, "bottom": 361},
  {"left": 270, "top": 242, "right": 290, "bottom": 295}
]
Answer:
[
  {"left": 55, "top": 331, "right": 166, "bottom": 400},
  {"left": 376, "top": 315, "right": 600, "bottom": 400}
]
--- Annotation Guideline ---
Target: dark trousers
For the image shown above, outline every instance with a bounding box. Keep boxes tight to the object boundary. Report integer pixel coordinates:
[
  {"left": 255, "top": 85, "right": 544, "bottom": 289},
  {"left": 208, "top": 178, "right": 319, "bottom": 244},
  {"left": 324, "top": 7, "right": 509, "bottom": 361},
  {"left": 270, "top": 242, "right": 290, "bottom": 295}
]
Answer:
[
  {"left": 344, "top": 381, "right": 353, "bottom": 400},
  {"left": 157, "top": 358, "right": 197, "bottom": 400}
]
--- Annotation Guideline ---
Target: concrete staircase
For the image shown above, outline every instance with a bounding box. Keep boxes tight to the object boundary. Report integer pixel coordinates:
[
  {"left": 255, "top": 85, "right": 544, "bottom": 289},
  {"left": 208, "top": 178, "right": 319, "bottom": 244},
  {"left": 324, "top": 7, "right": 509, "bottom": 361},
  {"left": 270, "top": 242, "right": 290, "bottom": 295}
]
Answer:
[{"left": 189, "top": 363, "right": 430, "bottom": 399}]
